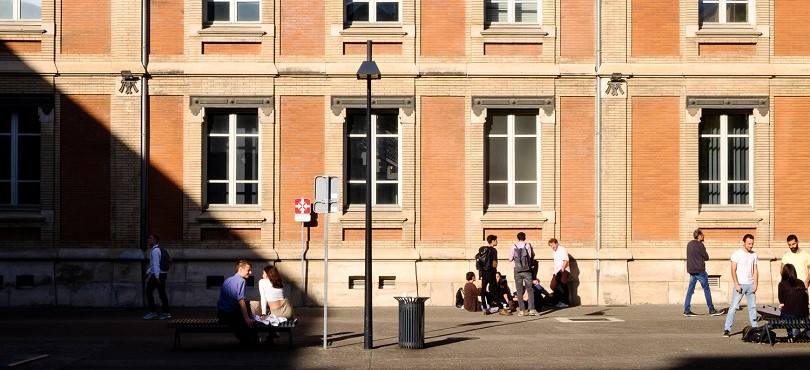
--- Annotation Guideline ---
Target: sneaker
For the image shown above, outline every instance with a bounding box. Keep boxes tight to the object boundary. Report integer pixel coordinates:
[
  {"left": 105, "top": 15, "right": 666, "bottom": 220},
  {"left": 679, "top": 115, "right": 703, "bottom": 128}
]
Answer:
[
  {"left": 489, "top": 307, "right": 500, "bottom": 314},
  {"left": 683, "top": 311, "right": 698, "bottom": 317},
  {"left": 142, "top": 312, "right": 157, "bottom": 320},
  {"left": 517, "top": 310, "right": 525, "bottom": 317},
  {"left": 157, "top": 313, "right": 172, "bottom": 320},
  {"left": 556, "top": 302, "right": 569, "bottom": 308},
  {"left": 709, "top": 309, "right": 723, "bottom": 316},
  {"left": 499, "top": 309, "right": 512, "bottom": 316},
  {"left": 528, "top": 309, "right": 538, "bottom": 316},
  {"left": 484, "top": 309, "right": 491, "bottom": 315},
  {"left": 722, "top": 330, "right": 731, "bottom": 337}
]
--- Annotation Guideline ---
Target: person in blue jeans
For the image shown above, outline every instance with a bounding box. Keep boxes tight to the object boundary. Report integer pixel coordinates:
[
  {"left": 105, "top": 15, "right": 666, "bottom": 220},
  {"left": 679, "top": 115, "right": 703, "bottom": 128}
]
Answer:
[
  {"left": 723, "top": 234, "right": 759, "bottom": 337},
  {"left": 683, "top": 229, "right": 722, "bottom": 316}
]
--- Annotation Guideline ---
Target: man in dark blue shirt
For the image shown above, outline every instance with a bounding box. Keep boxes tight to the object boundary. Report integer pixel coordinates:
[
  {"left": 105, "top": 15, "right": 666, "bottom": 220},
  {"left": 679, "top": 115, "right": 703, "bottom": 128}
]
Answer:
[{"left": 217, "top": 260, "right": 257, "bottom": 345}]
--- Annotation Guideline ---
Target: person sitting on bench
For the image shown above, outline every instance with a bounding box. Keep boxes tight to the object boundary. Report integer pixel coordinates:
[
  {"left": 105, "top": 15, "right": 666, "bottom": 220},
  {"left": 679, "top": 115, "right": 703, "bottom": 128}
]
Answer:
[
  {"left": 778, "top": 263, "right": 809, "bottom": 341},
  {"left": 217, "top": 260, "right": 257, "bottom": 346},
  {"left": 253, "top": 265, "right": 295, "bottom": 320}
]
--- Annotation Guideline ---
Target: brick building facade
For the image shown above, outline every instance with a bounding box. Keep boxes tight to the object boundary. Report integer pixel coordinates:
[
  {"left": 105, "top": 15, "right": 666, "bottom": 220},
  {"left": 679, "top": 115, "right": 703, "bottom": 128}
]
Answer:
[{"left": 1, "top": 0, "right": 809, "bottom": 307}]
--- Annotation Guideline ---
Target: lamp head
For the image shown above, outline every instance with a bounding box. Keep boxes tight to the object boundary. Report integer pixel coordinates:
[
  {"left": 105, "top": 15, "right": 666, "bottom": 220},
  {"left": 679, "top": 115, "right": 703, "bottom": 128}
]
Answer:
[{"left": 356, "top": 60, "right": 381, "bottom": 80}]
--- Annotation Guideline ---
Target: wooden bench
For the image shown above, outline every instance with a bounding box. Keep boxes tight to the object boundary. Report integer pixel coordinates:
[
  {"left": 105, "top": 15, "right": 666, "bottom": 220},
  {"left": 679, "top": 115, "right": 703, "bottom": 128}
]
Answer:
[
  {"left": 762, "top": 317, "right": 810, "bottom": 346},
  {"left": 167, "top": 318, "right": 298, "bottom": 349}
]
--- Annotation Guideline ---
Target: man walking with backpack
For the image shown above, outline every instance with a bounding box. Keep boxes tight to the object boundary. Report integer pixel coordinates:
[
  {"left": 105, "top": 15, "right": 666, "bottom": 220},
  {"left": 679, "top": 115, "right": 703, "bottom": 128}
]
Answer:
[
  {"left": 510, "top": 232, "right": 537, "bottom": 316},
  {"left": 144, "top": 233, "right": 171, "bottom": 320},
  {"left": 477, "top": 235, "right": 499, "bottom": 315}
]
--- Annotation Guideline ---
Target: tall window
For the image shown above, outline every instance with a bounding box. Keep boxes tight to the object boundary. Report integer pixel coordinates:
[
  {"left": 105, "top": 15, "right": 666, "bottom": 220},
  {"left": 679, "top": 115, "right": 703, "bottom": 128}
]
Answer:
[
  {"left": 485, "top": 0, "right": 539, "bottom": 25},
  {"left": 0, "top": 0, "right": 41, "bottom": 21},
  {"left": 699, "top": 110, "right": 752, "bottom": 206},
  {"left": 0, "top": 109, "right": 40, "bottom": 206},
  {"left": 205, "top": 110, "right": 259, "bottom": 207},
  {"left": 486, "top": 110, "right": 539, "bottom": 206},
  {"left": 345, "top": 110, "right": 400, "bottom": 206},
  {"left": 204, "top": 0, "right": 260, "bottom": 24},
  {"left": 345, "top": 0, "right": 400, "bottom": 23},
  {"left": 699, "top": 0, "right": 751, "bottom": 25}
]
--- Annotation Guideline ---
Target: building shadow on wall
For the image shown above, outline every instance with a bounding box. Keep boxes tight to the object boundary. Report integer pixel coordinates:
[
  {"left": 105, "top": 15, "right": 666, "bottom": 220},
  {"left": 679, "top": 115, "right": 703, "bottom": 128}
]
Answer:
[{"left": 568, "top": 255, "right": 581, "bottom": 306}]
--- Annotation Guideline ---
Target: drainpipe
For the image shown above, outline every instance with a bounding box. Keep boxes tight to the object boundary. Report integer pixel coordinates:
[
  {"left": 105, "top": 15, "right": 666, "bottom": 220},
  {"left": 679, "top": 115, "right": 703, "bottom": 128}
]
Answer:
[
  {"left": 594, "top": 0, "right": 602, "bottom": 305},
  {"left": 140, "top": 0, "right": 151, "bottom": 306}
]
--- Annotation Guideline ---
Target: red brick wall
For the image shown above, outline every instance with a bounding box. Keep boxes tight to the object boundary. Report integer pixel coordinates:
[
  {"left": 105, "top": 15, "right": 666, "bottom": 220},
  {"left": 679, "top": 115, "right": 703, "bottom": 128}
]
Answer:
[
  {"left": 148, "top": 96, "right": 184, "bottom": 242},
  {"left": 484, "top": 43, "right": 542, "bottom": 56},
  {"left": 62, "top": 0, "right": 110, "bottom": 54},
  {"left": 280, "top": 0, "right": 325, "bottom": 56},
  {"left": 775, "top": 0, "right": 810, "bottom": 56},
  {"left": 631, "top": 97, "right": 679, "bottom": 240},
  {"left": 0, "top": 41, "right": 41, "bottom": 54},
  {"left": 344, "top": 42, "right": 402, "bottom": 55},
  {"left": 421, "top": 97, "right": 465, "bottom": 240},
  {"left": 150, "top": 0, "right": 184, "bottom": 55},
  {"left": 420, "top": 0, "right": 465, "bottom": 56},
  {"left": 60, "top": 95, "right": 111, "bottom": 243},
  {"left": 631, "top": 0, "right": 679, "bottom": 57},
  {"left": 280, "top": 96, "right": 324, "bottom": 240},
  {"left": 774, "top": 97, "right": 810, "bottom": 237},
  {"left": 483, "top": 229, "right": 542, "bottom": 244},
  {"left": 560, "top": 0, "right": 594, "bottom": 58},
  {"left": 560, "top": 97, "right": 594, "bottom": 242},
  {"left": 201, "top": 228, "right": 261, "bottom": 241},
  {"left": 343, "top": 228, "right": 402, "bottom": 241},
  {"left": 202, "top": 43, "right": 261, "bottom": 55}
]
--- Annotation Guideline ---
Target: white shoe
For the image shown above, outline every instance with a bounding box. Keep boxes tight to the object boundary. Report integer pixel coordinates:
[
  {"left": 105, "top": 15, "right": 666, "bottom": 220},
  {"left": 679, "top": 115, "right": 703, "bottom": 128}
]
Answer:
[
  {"left": 489, "top": 307, "right": 500, "bottom": 313},
  {"left": 556, "top": 302, "right": 569, "bottom": 308}
]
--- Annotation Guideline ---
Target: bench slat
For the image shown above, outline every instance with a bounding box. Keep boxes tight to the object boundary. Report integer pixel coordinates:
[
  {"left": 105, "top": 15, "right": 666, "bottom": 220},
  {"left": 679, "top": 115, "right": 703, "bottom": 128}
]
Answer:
[{"left": 167, "top": 318, "right": 298, "bottom": 349}]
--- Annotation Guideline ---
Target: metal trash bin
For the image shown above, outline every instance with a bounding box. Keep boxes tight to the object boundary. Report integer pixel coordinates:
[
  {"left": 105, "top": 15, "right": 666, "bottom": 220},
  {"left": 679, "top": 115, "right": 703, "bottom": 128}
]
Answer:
[{"left": 394, "top": 296, "right": 429, "bottom": 349}]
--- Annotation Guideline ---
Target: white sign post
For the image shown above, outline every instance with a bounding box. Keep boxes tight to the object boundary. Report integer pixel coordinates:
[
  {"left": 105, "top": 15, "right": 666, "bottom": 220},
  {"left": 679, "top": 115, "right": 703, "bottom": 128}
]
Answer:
[
  {"left": 295, "top": 198, "right": 311, "bottom": 306},
  {"left": 314, "top": 176, "right": 339, "bottom": 350}
]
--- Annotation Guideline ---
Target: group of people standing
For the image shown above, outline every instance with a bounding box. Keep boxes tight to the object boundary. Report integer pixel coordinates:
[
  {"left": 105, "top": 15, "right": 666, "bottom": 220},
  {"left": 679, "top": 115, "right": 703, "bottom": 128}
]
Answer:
[
  {"left": 682, "top": 229, "right": 810, "bottom": 340},
  {"left": 461, "top": 233, "right": 571, "bottom": 316}
]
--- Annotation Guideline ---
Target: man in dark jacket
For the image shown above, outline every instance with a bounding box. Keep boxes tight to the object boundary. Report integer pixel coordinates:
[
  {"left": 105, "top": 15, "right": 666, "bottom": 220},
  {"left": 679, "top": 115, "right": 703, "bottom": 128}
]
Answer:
[{"left": 683, "top": 229, "right": 722, "bottom": 317}]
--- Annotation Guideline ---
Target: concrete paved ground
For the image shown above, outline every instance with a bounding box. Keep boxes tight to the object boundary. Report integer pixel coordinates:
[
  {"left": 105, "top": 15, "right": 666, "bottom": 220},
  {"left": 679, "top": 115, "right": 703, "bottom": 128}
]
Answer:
[{"left": 1, "top": 304, "right": 808, "bottom": 369}]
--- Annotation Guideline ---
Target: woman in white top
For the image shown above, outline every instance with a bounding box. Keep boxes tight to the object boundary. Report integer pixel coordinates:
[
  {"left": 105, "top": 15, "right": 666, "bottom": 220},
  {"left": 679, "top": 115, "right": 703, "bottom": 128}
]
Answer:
[{"left": 257, "top": 265, "right": 294, "bottom": 319}]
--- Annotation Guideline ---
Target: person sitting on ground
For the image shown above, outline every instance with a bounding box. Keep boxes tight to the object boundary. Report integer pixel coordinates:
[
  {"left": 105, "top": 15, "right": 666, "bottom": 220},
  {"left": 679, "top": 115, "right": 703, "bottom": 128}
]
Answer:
[
  {"left": 463, "top": 271, "right": 482, "bottom": 312},
  {"left": 253, "top": 265, "right": 295, "bottom": 320},
  {"left": 494, "top": 271, "right": 513, "bottom": 315},
  {"left": 778, "top": 263, "right": 809, "bottom": 341},
  {"left": 532, "top": 278, "right": 555, "bottom": 311}
]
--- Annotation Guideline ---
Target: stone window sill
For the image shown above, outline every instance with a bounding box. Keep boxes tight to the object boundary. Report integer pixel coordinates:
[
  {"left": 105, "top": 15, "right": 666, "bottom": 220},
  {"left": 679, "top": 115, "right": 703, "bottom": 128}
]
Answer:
[{"left": 695, "top": 209, "right": 762, "bottom": 228}]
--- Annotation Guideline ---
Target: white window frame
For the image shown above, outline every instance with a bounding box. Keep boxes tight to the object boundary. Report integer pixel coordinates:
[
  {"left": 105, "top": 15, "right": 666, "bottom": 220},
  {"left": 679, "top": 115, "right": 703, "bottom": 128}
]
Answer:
[
  {"left": 346, "top": 111, "right": 401, "bottom": 207},
  {"left": 0, "top": 112, "right": 40, "bottom": 206},
  {"left": 485, "top": 0, "right": 541, "bottom": 26},
  {"left": 203, "top": 0, "right": 261, "bottom": 25},
  {"left": 204, "top": 111, "right": 260, "bottom": 207},
  {"left": 344, "top": 0, "right": 402, "bottom": 24},
  {"left": 699, "top": 0, "right": 754, "bottom": 26},
  {"left": 486, "top": 111, "right": 540, "bottom": 207},
  {"left": 699, "top": 112, "right": 754, "bottom": 207},
  {"left": 0, "top": 0, "right": 41, "bottom": 21}
]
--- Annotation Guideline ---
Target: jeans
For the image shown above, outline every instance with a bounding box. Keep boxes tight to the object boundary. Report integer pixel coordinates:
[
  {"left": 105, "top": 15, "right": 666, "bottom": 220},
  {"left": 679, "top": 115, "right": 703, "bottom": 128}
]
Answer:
[
  {"left": 145, "top": 273, "right": 169, "bottom": 312},
  {"left": 724, "top": 283, "right": 757, "bottom": 331},
  {"left": 683, "top": 271, "right": 716, "bottom": 313},
  {"left": 514, "top": 271, "right": 535, "bottom": 311}
]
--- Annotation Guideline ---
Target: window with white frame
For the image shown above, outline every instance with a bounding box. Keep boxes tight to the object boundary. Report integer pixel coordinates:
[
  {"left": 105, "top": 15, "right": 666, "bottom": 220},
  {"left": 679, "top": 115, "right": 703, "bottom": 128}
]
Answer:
[
  {"left": 486, "top": 110, "right": 539, "bottom": 207},
  {"left": 345, "top": 0, "right": 400, "bottom": 24},
  {"left": 205, "top": 110, "right": 259, "bottom": 207},
  {"left": 0, "top": 0, "right": 41, "bottom": 21},
  {"left": 485, "top": 0, "right": 539, "bottom": 25},
  {"left": 699, "top": 0, "right": 751, "bottom": 25},
  {"left": 699, "top": 110, "right": 752, "bottom": 206},
  {"left": 204, "top": 0, "right": 260, "bottom": 24},
  {"left": 0, "top": 108, "right": 40, "bottom": 206},
  {"left": 345, "top": 110, "right": 400, "bottom": 206}
]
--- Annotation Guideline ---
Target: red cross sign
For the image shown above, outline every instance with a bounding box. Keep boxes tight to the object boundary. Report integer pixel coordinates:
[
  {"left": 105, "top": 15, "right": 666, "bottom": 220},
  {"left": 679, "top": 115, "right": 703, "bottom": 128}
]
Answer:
[{"left": 294, "top": 198, "right": 311, "bottom": 222}]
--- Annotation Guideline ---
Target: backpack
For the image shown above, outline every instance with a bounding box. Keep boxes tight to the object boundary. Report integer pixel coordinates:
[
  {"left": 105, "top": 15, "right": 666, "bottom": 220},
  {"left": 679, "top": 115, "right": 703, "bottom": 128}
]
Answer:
[
  {"left": 476, "top": 246, "right": 493, "bottom": 271},
  {"left": 513, "top": 244, "right": 532, "bottom": 272},
  {"left": 741, "top": 325, "right": 775, "bottom": 343},
  {"left": 158, "top": 246, "right": 172, "bottom": 272}
]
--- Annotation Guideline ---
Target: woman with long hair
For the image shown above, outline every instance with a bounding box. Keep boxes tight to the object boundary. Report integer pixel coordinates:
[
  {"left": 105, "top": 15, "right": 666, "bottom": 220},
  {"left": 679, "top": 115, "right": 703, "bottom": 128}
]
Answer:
[
  {"left": 778, "top": 263, "right": 809, "bottom": 340},
  {"left": 257, "top": 265, "right": 295, "bottom": 320}
]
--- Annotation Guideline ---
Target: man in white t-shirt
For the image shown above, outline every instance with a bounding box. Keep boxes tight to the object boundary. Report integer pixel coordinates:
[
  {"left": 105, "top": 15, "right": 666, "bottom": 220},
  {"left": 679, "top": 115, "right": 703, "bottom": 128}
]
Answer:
[
  {"left": 549, "top": 238, "right": 571, "bottom": 308},
  {"left": 781, "top": 234, "right": 810, "bottom": 288},
  {"left": 723, "top": 234, "right": 758, "bottom": 337}
]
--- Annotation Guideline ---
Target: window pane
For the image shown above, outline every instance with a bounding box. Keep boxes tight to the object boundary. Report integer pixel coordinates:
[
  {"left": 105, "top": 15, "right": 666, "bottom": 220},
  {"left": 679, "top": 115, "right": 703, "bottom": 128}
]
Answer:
[
  {"left": 700, "top": 183, "right": 720, "bottom": 204},
  {"left": 207, "top": 183, "right": 228, "bottom": 204},
  {"left": 0, "top": 136, "right": 9, "bottom": 179},
  {"left": 727, "top": 136, "right": 748, "bottom": 181},
  {"left": 514, "top": 137, "right": 536, "bottom": 181},
  {"left": 348, "top": 183, "right": 365, "bottom": 204},
  {"left": 348, "top": 114, "right": 367, "bottom": 135},
  {"left": 376, "top": 114, "right": 397, "bottom": 134},
  {"left": 727, "top": 114, "right": 748, "bottom": 134},
  {"left": 487, "top": 183, "right": 508, "bottom": 205},
  {"left": 0, "top": 182, "right": 9, "bottom": 204},
  {"left": 236, "top": 183, "right": 258, "bottom": 204},
  {"left": 515, "top": 183, "right": 537, "bottom": 205},
  {"left": 376, "top": 183, "right": 397, "bottom": 204},
  {"left": 207, "top": 137, "right": 229, "bottom": 180},
  {"left": 487, "top": 137, "right": 508, "bottom": 180},
  {"left": 699, "top": 137, "right": 720, "bottom": 181},
  {"left": 376, "top": 2, "right": 398, "bottom": 22},
  {"left": 17, "top": 136, "right": 40, "bottom": 180},
  {"left": 18, "top": 110, "right": 40, "bottom": 134},
  {"left": 728, "top": 183, "right": 748, "bottom": 205},
  {"left": 17, "top": 182, "right": 39, "bottom": 205},
  {"left": 699, "top": 2, "right": 718, "bottom": 23},
  {"left": 208, "top": 2, "right": 230, "bottom": 22},
  {"left": 700, "top": 115, "right": 720, "bottom": 134},
  {"left": 236, "top": 137, "right": 258, "bottom": 181},
  {"left": 514, "top": 114, "right": 536, "bottom": 135},
  {"left": 0, "top": 0, "right": 12, "bottom": 20},
  {"left": 488, "top": 114, "right": 508, "bottom": 135},
  {"left": 20, "top": 0, "right": 40, "bottom": 19},
  {"left": 0, "top": 111, "right": 9, "bottom": 132},
  {"left": 346, "top": 2, "right": 369, "bottom": 22},
  {"left": 377, "top": 137, "right": 397, "bottom": 180},
  {"left": 208, "top": 114, "right": 229, "bottom": 134},
  {"left": 485, "top": 0, "right": 507, "bottom": 23},
  {"left": 236, "top": 1, "right": 260, "bottom": 22},
  {"left": 347, "top": 137, "right": 367, "bottom": 180},
  {"left": 236, "top": 114, "right": 258, "bottom": 134},
  {"left": 726, "top": 3, "right": 747, "bottom": 23},
  {"left": 515, "top": 0, "right": 538, "bottom": 23}
]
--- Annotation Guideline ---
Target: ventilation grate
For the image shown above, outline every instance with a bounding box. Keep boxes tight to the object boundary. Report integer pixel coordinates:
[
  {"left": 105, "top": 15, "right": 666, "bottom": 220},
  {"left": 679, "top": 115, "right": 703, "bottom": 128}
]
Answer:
[
  {"left": 349, "top": 276, "right": 365, "bottom": 289},
  {"left": 708, "top": 275, "right": 721, "bottom": 288},
  {"left": 378, "top": 276, "right": 396, "bottom": 289}
]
